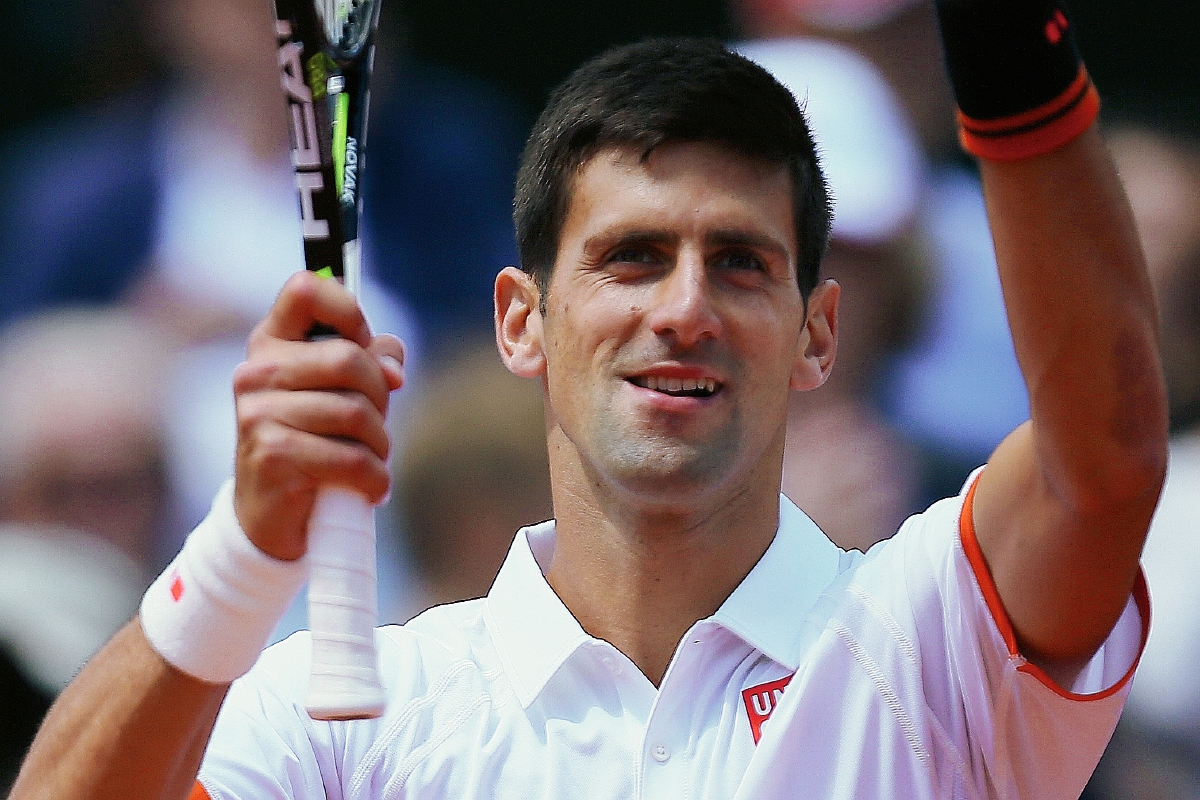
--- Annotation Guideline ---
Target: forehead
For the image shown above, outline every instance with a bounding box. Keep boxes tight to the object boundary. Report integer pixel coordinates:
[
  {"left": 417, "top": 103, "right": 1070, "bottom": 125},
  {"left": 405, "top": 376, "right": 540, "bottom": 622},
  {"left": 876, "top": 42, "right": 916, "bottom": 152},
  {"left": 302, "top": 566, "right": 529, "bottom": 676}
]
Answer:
[{"left": 560, "top": 141, "right": 796, "bottom": 246}]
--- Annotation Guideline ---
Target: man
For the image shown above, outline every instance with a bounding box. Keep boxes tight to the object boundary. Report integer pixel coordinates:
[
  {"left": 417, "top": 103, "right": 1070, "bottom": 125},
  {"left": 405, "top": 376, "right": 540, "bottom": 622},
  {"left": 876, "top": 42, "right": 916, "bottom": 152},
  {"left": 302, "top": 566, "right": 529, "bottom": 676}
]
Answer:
[{"left": 10, "top": 5, "right": 1167, "bottom": 799}]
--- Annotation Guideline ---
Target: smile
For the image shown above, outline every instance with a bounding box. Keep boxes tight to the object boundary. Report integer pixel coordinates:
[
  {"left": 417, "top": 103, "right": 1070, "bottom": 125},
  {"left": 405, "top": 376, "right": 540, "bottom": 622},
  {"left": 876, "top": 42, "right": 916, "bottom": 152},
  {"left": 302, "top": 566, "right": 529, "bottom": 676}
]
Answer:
[{"left": 628, "top": 375, "right": 720, "bottom": 398}]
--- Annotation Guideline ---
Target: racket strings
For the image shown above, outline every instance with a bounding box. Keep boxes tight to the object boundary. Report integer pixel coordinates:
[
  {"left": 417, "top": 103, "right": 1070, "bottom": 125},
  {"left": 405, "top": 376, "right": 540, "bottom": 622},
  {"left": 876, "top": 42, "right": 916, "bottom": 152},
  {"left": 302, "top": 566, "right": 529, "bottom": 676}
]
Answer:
[{"left": 320, "top": 0, "right": 373, "bottom": 52}]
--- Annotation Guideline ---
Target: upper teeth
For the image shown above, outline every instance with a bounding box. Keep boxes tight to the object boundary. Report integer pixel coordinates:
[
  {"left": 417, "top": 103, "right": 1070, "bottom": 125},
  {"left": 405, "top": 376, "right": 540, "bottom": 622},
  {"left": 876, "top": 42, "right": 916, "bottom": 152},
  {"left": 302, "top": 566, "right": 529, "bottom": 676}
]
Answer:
[{"left": 641, "top": 376, "right": 717, "bottom": 394}]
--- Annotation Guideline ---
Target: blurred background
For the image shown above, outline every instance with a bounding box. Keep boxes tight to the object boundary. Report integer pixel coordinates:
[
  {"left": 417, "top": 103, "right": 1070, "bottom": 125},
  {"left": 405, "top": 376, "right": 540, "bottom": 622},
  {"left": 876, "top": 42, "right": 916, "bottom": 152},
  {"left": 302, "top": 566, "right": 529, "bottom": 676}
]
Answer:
[{"left": 0, "top": 0, "right": 1197, "bottom": 795}]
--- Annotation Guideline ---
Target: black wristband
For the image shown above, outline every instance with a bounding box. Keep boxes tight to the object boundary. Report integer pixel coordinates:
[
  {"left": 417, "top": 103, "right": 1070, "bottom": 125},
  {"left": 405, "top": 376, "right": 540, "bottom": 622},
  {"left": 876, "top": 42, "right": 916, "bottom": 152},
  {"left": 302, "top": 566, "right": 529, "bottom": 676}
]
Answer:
[{"left": 935, "top": 0, "right": 1099, "bottom": 160}]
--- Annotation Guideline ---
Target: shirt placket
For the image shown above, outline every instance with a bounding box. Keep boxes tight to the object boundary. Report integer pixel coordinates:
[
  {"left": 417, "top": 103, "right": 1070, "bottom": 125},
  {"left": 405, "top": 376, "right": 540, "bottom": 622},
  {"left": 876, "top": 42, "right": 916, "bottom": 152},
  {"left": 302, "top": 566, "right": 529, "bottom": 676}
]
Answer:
[{"left": 637, "top": 621, "right": 721, "bottom": 800}]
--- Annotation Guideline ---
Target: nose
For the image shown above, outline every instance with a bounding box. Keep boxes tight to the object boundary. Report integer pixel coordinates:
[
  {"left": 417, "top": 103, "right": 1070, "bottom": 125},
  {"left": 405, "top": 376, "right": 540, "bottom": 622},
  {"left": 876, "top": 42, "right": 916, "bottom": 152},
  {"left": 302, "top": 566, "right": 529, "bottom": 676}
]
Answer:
[{"left": 645, "top": 252, "right": 723, "bottom": 346}]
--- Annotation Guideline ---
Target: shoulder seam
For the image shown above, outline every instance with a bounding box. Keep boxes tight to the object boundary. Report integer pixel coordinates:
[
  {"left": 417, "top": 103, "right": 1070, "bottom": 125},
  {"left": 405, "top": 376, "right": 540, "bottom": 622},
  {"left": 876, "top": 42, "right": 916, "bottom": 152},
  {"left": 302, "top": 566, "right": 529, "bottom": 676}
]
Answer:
[
  {"left": 830, "top": 619, "right": 931, "bottom": 768},
  {"left": 846, "top": 582, "right": 920, "bottom": 667}
]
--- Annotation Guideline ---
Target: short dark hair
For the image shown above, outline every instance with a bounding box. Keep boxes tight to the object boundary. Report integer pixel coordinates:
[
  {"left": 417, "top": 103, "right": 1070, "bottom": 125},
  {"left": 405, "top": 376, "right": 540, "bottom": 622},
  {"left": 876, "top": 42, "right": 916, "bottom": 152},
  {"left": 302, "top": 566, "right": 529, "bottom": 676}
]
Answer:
[{"left": 513, "top": 37, "right": 832, "bottom": 300}]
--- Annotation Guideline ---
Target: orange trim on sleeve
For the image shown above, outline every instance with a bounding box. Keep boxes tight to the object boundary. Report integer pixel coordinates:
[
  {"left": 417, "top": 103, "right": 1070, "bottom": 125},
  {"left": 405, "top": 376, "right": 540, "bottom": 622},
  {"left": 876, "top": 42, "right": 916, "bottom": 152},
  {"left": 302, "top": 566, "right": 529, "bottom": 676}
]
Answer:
[
  {"left": 957, "top": 66, "right": 1100, "bottom": 162},
  {"left": 957, "top": 475, "right": 1017, "bottom": 655},
  {"left": 189, "top": 781, "right": 212, "bottom": 800},
  {"left": 957, "top": 472, "right": 1151, "bottom": 701}
]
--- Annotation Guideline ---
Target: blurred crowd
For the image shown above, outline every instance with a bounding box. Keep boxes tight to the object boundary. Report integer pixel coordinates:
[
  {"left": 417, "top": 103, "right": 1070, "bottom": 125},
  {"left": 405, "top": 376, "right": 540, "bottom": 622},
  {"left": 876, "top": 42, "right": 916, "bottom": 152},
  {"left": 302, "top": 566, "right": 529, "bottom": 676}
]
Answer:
[{"left": 0, "top": 0, "right": 1196, "bottom": 796}]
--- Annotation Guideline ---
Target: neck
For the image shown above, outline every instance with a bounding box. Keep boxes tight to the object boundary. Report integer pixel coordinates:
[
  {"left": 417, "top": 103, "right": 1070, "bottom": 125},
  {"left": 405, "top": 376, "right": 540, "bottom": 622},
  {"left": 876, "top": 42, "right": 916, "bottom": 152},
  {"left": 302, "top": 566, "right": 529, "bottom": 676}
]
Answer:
[{"left": 543, "top": 438, "right": 783, "bottom": 686}]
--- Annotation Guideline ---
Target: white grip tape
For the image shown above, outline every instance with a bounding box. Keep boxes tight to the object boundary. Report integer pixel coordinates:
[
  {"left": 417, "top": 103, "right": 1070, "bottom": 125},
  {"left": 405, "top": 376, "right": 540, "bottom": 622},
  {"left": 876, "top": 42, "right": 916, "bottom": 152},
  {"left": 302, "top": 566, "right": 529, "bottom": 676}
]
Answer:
[
  {"left": 140, "top": 480, "right": 308, "bottom": 684},
  {"left": 304, "top": 486, "right": 386, "bottom": 719}
]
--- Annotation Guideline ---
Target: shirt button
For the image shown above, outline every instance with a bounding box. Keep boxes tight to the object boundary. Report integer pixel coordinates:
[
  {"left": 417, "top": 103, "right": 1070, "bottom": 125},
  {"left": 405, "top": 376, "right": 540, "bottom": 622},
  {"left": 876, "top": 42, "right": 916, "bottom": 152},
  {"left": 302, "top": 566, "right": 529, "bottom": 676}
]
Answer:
[
  {"left": 602, "top": 656, "right": 620, "bottom": 674},
  {"left": 651, "top": 744, "right": 670, "bottom": 763}
]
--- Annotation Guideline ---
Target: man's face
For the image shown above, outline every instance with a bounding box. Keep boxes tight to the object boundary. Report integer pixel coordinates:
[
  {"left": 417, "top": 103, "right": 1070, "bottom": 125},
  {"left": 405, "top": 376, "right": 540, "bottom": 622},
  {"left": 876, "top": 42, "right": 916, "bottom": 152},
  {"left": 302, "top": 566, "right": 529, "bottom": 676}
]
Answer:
[{"left": 535, "top": 141, "right": 819, "bottom": 509}]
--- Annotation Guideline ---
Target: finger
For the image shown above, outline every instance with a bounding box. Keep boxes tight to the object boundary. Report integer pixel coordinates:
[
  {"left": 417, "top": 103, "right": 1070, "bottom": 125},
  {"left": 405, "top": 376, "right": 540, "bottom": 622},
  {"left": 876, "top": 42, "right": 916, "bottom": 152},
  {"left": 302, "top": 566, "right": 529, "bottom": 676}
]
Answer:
[
  {"left": 255, "top": 271, "right": 374, "bottom": 346},
  {"left": 235, "top": 421, "right": 392, "bottom": 558},
  {"left": 367, "top": 333, "right": 406, "bottom": 391},
  {"left": 238, "top": 388, "right": 391, "bottom": 461},
  {"left": 242, "top": 421, "right": 391, "bottom": 500},
  {"left": 235, "top": 337, "right": 394, "bottom": 414}
]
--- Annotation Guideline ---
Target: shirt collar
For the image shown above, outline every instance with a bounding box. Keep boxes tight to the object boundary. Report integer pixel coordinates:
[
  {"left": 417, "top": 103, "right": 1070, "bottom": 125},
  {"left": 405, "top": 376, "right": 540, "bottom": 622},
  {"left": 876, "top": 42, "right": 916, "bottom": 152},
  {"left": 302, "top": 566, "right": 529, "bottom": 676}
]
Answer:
[
  {"left": 485, "top": 495, "right": 844, "bottom": 706},
  {"left": 712, "top": 495, "right": 844, "bottom": 670},
  {"left": 485, "top": 520, "right": 591, "bottom": 708}
]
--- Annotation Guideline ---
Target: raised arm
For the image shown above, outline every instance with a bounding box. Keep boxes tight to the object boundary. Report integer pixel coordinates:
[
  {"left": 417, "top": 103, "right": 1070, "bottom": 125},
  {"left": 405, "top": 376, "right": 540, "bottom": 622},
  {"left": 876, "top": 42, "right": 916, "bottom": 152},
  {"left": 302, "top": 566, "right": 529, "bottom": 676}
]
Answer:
[
  {"left": 8, "top": 273, "right": 405, "bottom": 800},
  {"left": 933, "top": 0, "right": 1169, "bottom": 671},
  {"left": 974, "top": 128, "right": 1166, "bottom": 668}
]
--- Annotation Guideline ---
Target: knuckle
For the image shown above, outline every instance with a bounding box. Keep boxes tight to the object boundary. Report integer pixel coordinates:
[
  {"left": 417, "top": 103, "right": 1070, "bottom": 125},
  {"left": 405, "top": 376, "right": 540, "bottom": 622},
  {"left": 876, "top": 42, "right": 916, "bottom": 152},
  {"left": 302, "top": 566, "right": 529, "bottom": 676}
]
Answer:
[
  {"left": 238, "top": 405, "right": 268, "bottom": 441},
  {"left": 254, "top": 425, "right": 299, "bottom": 472},
  {"left": 344, "top": 394, "right": 375, "bottom": 431},
  {"left": 328, "top": 338, "right": 364, "bottom": 374},
  {"left": 233, "top": 358, "right": 275, "bottom": 393},
  {"left": 235, "top": 392, "right": 272, "bottom": 434},
  {"left": 232, "top": 360, "right": 256, "bottom": 393},
  {"left": 286, "top": 269, "right": 320, "bottom": 300},
  {"left": 341, "top": 444, "right": 376, "bottom": 475}
]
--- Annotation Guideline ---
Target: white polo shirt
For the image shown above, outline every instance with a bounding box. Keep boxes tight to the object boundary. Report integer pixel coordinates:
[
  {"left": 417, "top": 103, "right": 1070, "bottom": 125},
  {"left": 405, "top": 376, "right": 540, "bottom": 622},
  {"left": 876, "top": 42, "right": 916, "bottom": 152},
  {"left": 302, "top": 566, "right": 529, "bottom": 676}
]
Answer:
[{"left": 197, "top": 477, "right": 1147, "bottom": 800}]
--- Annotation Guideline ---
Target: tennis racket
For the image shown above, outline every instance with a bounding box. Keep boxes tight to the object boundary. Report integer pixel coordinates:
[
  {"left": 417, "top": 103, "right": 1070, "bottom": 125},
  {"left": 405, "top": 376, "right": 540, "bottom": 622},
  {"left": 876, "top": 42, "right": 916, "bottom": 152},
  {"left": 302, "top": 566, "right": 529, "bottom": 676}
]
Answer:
[{"left": 273, "top": 0, "right": 386, "bottom": 720}]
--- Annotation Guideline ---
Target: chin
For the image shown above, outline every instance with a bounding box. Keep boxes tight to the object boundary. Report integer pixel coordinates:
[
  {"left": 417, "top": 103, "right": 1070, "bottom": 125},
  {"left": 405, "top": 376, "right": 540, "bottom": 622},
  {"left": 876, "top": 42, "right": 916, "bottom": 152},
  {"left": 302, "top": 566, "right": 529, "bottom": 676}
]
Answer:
[{"left": 603, "top": 441, "right": 736, "bottom": 500}]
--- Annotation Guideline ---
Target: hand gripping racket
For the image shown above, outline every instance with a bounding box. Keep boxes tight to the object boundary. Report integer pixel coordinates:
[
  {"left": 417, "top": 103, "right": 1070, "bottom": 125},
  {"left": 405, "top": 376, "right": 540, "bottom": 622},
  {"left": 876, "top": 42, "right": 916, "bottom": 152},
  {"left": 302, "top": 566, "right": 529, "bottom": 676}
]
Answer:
[{"left": 273, "top": 0, "right": 386, "bottom": 720}]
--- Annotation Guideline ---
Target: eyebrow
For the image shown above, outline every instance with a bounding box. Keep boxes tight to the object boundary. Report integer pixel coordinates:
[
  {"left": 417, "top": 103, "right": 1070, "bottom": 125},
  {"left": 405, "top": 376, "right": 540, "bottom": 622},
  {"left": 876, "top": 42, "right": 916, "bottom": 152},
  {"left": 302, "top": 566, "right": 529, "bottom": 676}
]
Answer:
[
  {"left": 705, "top": 229, "right": 791, "bottom": 262},
  {"left": 583, "top": 230, "right": 679, "bottom": 253},
  {"left": 582, "top": 229, "right": 791, "bottom": 260}
]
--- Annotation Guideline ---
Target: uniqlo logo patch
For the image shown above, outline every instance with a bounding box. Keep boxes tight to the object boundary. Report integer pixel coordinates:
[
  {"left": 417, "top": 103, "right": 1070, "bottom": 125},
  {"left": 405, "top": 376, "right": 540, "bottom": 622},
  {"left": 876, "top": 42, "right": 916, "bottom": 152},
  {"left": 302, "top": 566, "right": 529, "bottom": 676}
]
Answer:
[
  {"left": 742, "top": 675, "right": 793, "bottom": 744},
  {"left": 169, "top": 569, "right": 184, "bottom": 602}
]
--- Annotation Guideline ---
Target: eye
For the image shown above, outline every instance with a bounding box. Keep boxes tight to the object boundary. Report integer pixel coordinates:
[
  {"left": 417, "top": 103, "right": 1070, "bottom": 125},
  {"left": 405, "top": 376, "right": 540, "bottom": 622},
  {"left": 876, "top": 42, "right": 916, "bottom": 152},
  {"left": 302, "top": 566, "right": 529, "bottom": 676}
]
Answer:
[
  {"left": 603, "top": 245, "right": 665, "bottom": 281},
  {"left": 713, "top": 249, "right": 765, "bottom": 272},
  {"left": 610, "top": 246, "right": 660, "bottom": 265}
]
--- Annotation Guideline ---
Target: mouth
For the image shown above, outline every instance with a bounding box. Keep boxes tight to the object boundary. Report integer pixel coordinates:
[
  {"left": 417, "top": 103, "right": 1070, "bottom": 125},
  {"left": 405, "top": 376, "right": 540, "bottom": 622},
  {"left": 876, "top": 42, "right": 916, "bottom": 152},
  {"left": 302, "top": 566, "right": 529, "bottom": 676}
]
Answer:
[{"left": 628, "top": 374, "right": 721, "bottom": 398}]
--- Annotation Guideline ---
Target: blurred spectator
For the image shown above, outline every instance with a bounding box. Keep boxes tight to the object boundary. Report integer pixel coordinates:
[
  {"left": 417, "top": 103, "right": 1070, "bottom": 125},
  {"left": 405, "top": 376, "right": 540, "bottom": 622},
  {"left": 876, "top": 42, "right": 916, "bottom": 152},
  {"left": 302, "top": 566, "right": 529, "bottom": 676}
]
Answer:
[
  {"left": 883, "top": 165, "right": 1032, "bottom": 503},
  {"left": 0, "top": 0, "right": 528, "bottom": 513},
  {"left": 736, "top": 38, "right": 930, "bottom": 551},
  {"left": 1110, "top": 127, "right": 1200, "bottom": 433},
  {"left": 0, "top": 0, "right": 532, "bottom": 646},
  {"left": 729, "top": 0, "right": 958, "bottom": 159},
  {"left": 132, "top": 0, "right": 418, "bottom": 531},
  {"left": 0, "top": 308, "right": 177, "bottom": 565},
  {"left": 365, "top": 56, "right": 527, "bottom": 360},
  {"left": 730, "top": 0, "right": 1031, "bottom": 505},
  {"left": 1084, "top": 125, "right": 1200, "bottom": 800},
  {"left": 393, "top": 344, "right": 552, "bottom": 617},
  {"left": 0, "top": 307, "right": 176, "bottom": 792},
  {"left": 0, "top": 0, "right": 521, "bottom": 360}
]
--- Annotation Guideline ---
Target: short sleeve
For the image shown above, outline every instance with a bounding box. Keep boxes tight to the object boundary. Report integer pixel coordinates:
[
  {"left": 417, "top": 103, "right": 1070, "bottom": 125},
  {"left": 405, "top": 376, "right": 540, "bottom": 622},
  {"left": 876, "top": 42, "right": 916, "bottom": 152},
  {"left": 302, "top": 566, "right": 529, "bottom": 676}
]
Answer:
[{"left": 910, "top": 472, "right": 1149, "bottom": 798}]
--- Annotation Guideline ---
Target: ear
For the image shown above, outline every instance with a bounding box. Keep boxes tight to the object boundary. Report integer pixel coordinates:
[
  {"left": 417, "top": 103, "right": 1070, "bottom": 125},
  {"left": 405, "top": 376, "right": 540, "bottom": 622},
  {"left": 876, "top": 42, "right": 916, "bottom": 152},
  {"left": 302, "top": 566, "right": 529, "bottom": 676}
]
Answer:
[
  {"left": 495, "top": 266, "right": 546, "bottom": 378},
  {"left": 790, "top": 279, "right": 839, "bottom": 392}
]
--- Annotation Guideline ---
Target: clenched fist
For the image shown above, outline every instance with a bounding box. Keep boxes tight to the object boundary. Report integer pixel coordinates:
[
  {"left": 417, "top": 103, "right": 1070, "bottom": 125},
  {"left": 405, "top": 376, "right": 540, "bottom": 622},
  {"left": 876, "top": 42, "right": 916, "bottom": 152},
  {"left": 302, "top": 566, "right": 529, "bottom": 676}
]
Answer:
[{"left": 232, "top": 271, "right": 406, "bottom": 561}]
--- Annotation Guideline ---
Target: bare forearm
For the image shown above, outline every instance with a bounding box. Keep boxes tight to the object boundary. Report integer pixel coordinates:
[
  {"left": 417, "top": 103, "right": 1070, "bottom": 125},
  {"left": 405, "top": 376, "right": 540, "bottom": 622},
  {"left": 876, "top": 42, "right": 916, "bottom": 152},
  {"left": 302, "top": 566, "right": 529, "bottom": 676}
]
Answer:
[{"left": 8, "top": 617, "right": 227, "bottom": 800}]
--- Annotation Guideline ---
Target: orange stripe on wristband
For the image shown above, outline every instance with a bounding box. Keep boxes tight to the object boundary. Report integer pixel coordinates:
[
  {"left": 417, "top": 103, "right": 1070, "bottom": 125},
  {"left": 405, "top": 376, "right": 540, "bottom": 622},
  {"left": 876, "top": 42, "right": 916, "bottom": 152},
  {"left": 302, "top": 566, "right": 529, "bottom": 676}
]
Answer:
[{"left": 957, "top": 66, "right": 1100, "bottom": 162}]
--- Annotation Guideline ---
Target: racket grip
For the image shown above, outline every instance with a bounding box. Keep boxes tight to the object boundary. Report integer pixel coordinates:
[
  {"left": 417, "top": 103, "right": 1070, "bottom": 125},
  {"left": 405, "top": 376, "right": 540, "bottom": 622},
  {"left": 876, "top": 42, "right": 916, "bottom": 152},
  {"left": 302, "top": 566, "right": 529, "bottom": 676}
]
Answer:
[{"left": 305, "top": 486, "right": 386, "bottom": 720}]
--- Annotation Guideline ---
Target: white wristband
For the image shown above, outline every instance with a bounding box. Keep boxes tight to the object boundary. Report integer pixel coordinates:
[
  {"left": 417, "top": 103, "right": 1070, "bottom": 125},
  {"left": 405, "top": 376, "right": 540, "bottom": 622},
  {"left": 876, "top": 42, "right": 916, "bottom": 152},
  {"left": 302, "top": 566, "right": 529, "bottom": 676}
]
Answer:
[{"left": 140, "top": 480, "right": 308, "bottom": 684}]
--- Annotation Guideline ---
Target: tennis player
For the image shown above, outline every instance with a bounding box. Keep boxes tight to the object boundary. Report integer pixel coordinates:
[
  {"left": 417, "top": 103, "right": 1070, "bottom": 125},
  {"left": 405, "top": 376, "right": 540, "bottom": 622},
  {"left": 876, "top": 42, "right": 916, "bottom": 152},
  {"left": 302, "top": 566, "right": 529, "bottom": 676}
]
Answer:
[{"left": 10, "top": 2, "right": 1167, "bottom": 798}]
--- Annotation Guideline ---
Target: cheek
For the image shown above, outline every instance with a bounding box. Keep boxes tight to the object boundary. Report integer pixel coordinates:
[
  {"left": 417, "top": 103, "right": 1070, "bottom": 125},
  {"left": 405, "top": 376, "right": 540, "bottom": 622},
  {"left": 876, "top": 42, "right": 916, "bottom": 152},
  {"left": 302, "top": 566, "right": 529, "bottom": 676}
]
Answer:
[{"left": 543, "top": 326, "right": 599, "bottom": 413}]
